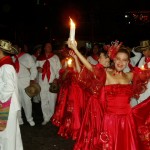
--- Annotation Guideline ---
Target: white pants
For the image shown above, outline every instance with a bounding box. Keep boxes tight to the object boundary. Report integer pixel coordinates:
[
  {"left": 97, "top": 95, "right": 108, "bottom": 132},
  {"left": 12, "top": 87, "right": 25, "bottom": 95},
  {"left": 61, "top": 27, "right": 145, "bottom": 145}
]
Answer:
[
  {"left": 39, "top": 81, "right": 57, "bottom": 122},
  {"left": 18, "top": 77, "right": 33, "bottom": 122}
]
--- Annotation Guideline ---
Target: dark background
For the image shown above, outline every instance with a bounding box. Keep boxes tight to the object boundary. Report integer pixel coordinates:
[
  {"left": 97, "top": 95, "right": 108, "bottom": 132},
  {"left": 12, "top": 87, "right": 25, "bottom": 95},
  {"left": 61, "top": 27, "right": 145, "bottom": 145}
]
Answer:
[{"left": 0, "top": 0, "right": 150, "bottom": 47}]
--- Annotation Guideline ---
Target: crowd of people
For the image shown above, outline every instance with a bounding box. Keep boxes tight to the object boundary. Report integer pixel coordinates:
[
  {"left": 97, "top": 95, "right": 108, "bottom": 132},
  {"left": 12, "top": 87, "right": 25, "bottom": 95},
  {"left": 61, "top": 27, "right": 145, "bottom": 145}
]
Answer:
[
  {"left": 51, "top": 39, "right": 150, "bottom": 150},
  {"left": 0, "top": 38, "right": 150, "bottom": 150}
]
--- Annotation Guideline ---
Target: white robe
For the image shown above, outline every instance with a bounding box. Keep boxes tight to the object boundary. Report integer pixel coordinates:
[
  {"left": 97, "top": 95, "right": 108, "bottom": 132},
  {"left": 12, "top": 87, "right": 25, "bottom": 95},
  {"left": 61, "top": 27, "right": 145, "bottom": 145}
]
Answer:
[
  {"left": 36, "top": 54, "right": 62, "bottom": 121},
  {"left": 0, "top": 64, "right": 23, "bottom": 150},
  {"left": 12, "top": 53, "right": 37, "bottom": 123}
]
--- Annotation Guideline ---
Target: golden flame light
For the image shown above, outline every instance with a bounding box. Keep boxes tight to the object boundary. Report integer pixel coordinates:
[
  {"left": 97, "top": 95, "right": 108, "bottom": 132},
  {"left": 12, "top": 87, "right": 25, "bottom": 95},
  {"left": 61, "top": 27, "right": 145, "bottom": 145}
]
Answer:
[
  {"left": 67, "top": 58, "right": 73, "bottom": 67},
  {"left": 69, "top": 18, "right": 75, "bottom": 41},
  {"left": 141, "top": 65, "right": 145, "bottom": 70}
]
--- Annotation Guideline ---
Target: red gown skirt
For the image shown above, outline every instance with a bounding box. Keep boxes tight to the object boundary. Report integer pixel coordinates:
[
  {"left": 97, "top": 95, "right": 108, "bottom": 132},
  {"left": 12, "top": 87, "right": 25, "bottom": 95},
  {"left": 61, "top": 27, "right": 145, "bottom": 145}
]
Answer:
[
  {"left": 58, "top": 79, "right": 86, "bottom": 140},
  {"left": 51, "top": 69, "right": 90, "bottom": 140},
  {"left": 73, "top": 84, "right": 150, "bottom": 150}
]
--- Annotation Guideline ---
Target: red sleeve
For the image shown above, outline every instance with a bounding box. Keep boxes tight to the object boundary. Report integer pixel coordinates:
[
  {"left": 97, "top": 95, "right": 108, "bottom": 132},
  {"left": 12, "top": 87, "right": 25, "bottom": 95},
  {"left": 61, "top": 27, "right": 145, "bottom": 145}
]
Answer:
[
  {"left": 77, "top": 64, "right": 106, "bottom": 95},
  {"left": 59, "top": 68, "right": 77, "bottom": 86},
  {"left": 132, "top": 67, "right": 150, "bottom": 99}
]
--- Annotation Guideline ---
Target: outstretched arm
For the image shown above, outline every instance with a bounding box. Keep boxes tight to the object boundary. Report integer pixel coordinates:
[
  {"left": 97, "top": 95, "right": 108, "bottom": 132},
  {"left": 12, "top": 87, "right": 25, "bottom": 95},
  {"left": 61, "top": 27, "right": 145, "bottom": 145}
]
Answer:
[
  {"left": 68, "top": 39, "right": 93, "bottom": 72},
  {"left": 130, "top": 48, "right": 142, "bottom": 66}
]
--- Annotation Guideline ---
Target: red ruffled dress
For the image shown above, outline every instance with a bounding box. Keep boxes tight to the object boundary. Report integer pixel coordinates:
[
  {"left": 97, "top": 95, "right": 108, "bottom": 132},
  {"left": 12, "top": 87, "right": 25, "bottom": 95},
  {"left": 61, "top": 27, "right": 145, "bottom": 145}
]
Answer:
[
  {"left": 73, "top": 64, "right": 150, "bottom": 150},
  {"left": 51, "top": 68, "right": 71, "bottom": 127},
  {"left": 51, "top": 67, "right": 89, "bottom": 140}
]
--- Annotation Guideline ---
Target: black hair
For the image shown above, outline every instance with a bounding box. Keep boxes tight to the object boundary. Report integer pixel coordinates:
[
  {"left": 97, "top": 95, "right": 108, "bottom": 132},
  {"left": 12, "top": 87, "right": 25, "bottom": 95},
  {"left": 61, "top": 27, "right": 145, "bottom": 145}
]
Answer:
[
  {"left": 100, "top": 49, "right": 109, "bottom": 58},
  {"left": 40, "top": 41, "right": 53, "bottom": 55}
]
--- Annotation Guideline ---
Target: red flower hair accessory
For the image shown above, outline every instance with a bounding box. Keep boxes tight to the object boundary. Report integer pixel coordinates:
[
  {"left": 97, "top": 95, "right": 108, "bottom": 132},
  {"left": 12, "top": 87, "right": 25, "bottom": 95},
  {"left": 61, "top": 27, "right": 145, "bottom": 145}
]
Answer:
[{"left": 103, "top": 40, "right": 123, "bottom": 60}]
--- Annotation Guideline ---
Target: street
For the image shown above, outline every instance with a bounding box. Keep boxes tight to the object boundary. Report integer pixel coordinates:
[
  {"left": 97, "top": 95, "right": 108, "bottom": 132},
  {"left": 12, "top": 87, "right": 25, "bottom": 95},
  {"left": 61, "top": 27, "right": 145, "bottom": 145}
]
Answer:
[{"left": 20, "top": 102, "right": 75, "bottom": 150}]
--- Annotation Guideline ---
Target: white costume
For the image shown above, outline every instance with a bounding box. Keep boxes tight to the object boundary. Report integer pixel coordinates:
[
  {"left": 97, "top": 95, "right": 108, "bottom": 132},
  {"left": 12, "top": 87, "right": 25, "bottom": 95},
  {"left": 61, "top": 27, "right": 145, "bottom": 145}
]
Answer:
[
  {"left": 87, "top": 56, "right": 98, "bottom": 65},
  {"left": 123, "top": 48, "right": 142, "bottom": 107},
  {"left": 36, "top": 54, "right": 62, "bottom": 123},
  {"left": 0, "top": 64, "right": 23, "bottom": 150},
  {"left": 137, "top": 56, "right": 150, "bottom": 103},
  {"left": 12, "top": 53, "right": 37, "bottom": 125},
  {"left": 123, "top": 48, "right": 142, "bottom": 72}
]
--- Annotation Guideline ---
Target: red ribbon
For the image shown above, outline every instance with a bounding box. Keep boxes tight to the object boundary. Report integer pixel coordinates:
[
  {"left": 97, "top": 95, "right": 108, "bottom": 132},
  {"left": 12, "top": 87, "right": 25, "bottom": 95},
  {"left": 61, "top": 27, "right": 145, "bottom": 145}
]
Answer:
[
  {"left": 42, "top": 59, "right": 51, "bottom": 81},
  {"left": 14, "top": 52, "right": 25, "bottom": 73},
  {"left": 37, "top": 53, "right": 54, "bottom": 82}
]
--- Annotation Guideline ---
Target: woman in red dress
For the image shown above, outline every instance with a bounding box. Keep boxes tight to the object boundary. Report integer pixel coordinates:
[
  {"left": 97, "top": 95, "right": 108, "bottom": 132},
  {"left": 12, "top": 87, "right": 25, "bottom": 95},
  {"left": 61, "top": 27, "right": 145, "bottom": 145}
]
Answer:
[
  {"left": 51, "top": 55, "right": 88, "bottom": 140},
  {"left": 68, "top": 39, "right": 150, "bottom": 150}
]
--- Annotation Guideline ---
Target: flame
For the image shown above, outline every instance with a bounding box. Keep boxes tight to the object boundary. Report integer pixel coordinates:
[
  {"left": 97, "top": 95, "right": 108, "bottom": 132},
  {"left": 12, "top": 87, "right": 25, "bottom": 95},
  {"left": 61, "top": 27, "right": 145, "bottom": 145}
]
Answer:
[
  {"left": 141, "top": 65, "right": 145, "bottom": 70},
  {"left": 70, "top": 18, "right": 75, "bottom": 28},
  {"left": 67, "top": 58, "right": 72, "bottom": 66}
]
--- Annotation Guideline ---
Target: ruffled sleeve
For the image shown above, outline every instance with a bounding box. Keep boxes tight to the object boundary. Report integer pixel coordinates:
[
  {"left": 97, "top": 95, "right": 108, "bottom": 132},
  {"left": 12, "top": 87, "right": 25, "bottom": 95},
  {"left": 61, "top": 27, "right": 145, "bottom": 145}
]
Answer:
[
  {"left": 77, "top": 64, "right": 106, "bottom": 95},
  {"left": 59, "top": 68, "right": 78, "bottom": 86},
  {"left": 132, "top": 67, "right": 150, "bottom": 99}
]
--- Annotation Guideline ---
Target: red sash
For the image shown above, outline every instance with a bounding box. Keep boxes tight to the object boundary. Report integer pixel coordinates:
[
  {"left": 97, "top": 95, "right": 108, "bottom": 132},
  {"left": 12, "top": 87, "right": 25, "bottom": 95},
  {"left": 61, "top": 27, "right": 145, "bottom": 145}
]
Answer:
[
  {"left": 37, "top": 53, "right": 54, "bottom": 81},
  {"left": 14, "top": 52, "right": 25, "bottom": 73},
  {"left": 0, "top": 56, "right": 14, "bottom": 67}
]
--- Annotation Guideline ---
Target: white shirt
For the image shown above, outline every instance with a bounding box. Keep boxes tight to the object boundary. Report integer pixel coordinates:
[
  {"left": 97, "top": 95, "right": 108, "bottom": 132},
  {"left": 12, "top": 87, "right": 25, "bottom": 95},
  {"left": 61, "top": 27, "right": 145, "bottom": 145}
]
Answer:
[
  {"left": 36, "top": 54, "right": 62, "bottom": 83},
  {"left": 87, "top": 56, "right": 98, "bottom": 65},
  {"left": 0, "top": 64, "right": 23, "bottom": 150},
  {"left": 0, "top": 64, "right": 20, "bottom": 111},
  {"left": 124, "top": 48, "right": 142, "bottom": 72},
  {"left": 12, "top": 53, "right": 37, "bottom": 80}
]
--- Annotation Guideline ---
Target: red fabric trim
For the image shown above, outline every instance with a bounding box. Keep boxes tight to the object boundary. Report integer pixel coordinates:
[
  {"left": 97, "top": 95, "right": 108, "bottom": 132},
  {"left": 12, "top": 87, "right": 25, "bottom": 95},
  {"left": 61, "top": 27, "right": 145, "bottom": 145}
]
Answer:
[
  {"left": 0, "top": 56, "right": 14, "bottom": 67},
  {"left": 14, "top": 52, "right": 25, "bottom": 73},
  {"left": 37, "top": 53, "right": 54, "bottom": 81}
]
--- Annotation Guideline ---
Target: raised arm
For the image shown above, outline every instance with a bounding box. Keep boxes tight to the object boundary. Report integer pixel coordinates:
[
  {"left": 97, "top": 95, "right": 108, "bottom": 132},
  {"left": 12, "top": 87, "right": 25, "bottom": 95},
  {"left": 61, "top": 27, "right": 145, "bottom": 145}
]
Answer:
[
  {"left": 130, "top": 48, "right": 142, "bottom": 66},
  {"left": 67, "top": 39, "right": 93, "bottom": 72},
  {"left": 69, "top": 50, "right": 81, "bottom": 73}
]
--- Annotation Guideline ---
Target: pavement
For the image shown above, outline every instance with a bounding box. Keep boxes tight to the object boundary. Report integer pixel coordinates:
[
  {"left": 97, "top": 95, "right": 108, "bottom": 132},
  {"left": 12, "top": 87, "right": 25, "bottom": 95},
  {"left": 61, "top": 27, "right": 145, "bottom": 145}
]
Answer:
[{"left": 20, "top": 102, "right": 75, "bottom": 150}]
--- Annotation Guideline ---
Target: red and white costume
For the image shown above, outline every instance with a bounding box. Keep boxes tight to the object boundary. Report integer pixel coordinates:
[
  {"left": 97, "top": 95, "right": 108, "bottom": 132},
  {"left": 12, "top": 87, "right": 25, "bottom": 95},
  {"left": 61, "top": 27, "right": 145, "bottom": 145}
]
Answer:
[
  {"left": 0, "top": 56, "right": 23, "bottom": 150},
  {"left": 36, "top": 53, "right": 62, "bottom": 123}
]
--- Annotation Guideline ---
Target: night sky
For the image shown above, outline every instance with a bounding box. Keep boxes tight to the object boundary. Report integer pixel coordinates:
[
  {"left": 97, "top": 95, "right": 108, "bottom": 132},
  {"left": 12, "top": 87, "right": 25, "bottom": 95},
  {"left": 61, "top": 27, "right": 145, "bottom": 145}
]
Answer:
[{"left": 0, "top": 0, "right": 149, "bottom": 47}]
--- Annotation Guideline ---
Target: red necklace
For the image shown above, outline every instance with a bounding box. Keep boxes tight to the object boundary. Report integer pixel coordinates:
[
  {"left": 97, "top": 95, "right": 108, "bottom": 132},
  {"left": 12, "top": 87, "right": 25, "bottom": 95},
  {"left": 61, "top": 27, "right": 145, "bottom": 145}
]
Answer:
[{"left": 112, "top": 70, "right": 123, "bottom": 76}]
